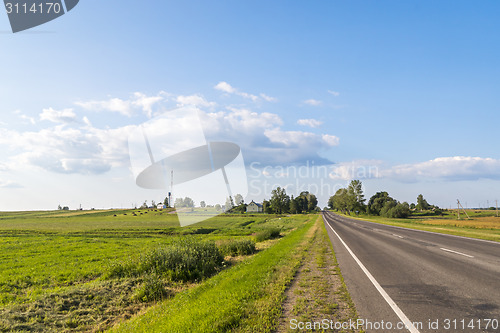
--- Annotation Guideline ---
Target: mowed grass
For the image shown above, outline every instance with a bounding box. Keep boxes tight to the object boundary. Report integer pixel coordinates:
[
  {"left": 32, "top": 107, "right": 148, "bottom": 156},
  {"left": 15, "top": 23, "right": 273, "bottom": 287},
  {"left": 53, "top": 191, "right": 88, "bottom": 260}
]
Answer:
[
  {"left": 109, "top": 215, "right": 315, "bottom": 333},
  {"left": 343, "top": 210, "right": 500, "bottom": 242},
  {"left": 0, "top": 209, "right": 309, "bottom": 331}
]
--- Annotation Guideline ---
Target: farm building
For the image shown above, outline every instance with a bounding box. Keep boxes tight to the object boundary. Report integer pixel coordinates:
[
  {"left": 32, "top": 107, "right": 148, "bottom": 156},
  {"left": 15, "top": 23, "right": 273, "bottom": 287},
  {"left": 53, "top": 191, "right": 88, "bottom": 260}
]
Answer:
[{"left": 246, "top": 200, "right": 263, "bottom": 213}]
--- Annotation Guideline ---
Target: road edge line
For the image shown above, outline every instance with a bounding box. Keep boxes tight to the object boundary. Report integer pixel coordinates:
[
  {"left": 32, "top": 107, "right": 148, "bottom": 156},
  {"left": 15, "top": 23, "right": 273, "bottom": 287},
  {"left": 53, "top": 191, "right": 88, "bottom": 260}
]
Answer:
[
  {"left": 324, "top": 213, "right": 420, "bottom": 333},
  {"left": 348, "top": 216, "right": 499, "bottom": 245}
]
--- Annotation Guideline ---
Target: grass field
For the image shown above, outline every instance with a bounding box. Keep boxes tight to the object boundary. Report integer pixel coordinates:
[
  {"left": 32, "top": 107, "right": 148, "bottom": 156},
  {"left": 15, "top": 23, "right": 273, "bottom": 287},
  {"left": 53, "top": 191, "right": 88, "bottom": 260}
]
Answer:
[
  {"left": 341, "top": 209, "right": 500, "bottom": 242},
  {"left": 0, "top": 209, "right": 327, "bottom": 332}
]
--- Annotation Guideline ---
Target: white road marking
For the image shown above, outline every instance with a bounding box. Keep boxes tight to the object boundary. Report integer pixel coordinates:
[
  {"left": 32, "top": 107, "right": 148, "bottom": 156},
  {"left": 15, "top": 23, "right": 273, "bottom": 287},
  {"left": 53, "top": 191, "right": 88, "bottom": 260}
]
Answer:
[
  {"left": 343, "top": 214, "right": 500, "bottom": 245},
  {"left": 440, "top": 247, "right": 474, "bottom": 258},
  {"left": 393, "top": 233, "right": 404, "bottom": 239},
  {"left": 325, "top": 215, "right": 420, "bottom": 333}
]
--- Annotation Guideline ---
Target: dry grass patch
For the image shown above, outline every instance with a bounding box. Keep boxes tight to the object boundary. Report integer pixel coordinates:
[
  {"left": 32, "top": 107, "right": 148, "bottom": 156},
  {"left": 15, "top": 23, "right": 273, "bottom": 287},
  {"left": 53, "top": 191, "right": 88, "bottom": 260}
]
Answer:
[
  {"left": 420, "top": 216, "right": 500, "bottom": 229},
  {"left": 277, "top": 216, "right": 360, "bottom": 333}
]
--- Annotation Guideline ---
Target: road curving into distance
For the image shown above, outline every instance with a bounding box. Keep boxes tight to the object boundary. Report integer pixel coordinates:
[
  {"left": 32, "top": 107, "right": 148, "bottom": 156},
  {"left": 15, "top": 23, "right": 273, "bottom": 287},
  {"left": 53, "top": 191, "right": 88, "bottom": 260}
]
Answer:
[{"left": 322, "top": 211, "right": 500, "bottom": 333}]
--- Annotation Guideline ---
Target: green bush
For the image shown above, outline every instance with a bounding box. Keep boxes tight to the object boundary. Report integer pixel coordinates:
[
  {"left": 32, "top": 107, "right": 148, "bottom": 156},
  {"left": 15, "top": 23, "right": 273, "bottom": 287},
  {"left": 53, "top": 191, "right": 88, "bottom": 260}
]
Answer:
[
  {"left": 381, "top": 201, "right": 410, "bottom": 218},
  {"left": 107, "top": 239, "right": 224, "bottom": 282},
  {"left": 219, "top": 239, "right": 256, "bottom": 256},
  {"left": 254, "top": 228, "right": 281, "bottom": 242}
]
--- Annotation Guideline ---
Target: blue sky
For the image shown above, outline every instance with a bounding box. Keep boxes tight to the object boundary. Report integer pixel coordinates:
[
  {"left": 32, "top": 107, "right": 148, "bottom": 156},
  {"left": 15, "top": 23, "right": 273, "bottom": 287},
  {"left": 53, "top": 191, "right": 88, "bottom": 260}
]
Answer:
[{"left": 1, "top": 1, "right": 500, "bottom": 210}]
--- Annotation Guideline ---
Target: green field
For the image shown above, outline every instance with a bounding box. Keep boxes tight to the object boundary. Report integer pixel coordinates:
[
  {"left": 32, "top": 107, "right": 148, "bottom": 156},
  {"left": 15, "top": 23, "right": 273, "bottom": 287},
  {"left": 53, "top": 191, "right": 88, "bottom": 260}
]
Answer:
[{"left": 0, "top": 209, "right": 328, "bottom": 332}]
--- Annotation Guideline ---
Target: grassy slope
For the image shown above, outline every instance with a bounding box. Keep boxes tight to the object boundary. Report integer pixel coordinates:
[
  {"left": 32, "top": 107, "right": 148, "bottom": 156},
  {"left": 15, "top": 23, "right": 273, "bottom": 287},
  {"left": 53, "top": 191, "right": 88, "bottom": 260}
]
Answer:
[
  {"left": 109, "top": 216, "right": 315, "bottom": 333},
  {"left": 0, "top": 210, "right": 309, "bottom": 331}
]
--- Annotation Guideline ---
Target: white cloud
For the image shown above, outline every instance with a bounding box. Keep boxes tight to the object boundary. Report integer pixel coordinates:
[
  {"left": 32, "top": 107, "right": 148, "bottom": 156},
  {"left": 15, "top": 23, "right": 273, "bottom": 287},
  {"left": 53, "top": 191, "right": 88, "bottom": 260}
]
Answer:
[
  {"left": 0, "top": 123, "right": 135, "bottom": 175},
  {"left": 83, "top": 116, "right": 92, "bottom": 127},
  {"left": 214, "top": 81, "right": 236, "bottom": 94},
  {"left": 75, "top": 92, "right": 165, "bottom": 117},
  {"left": 14, "top": 110, "right": 36, "bottom": 125},
  {"left": 382, "top": 156, "right": 500, "bottom": 182},
  {"left": 76, "top": 97, "right": 132, "bottom": 116},
  {"left": 21, "top": 115, "right": 36, "bottom": 125},
  {"left": 0, "top": 91, "right": 342, "bottom": 176},
  {"left": 201, "top": 107, "right": 337, "bottom": 165},
  {"left": 260, "top": 93, "right": 277, "bottom": 102},
  {"left": 303, "top": 99, "right": 322, "bottom": 106},
  {"left": 322, "top": 134, "right": 340, "bottom": 146},
  {"left": 327, "top": 156, "right": 500, "bottom": 182},
  {"left": 329, "top": 160, "right": 383, "bottom": 180},
  {"left": 0, "top": 180, "right": 22, "bottom": 188},
  {"left": 132, "top": 92, "right": 164, "bottom": 118},
  {"left": 214, "top": 81, "right": 275, "bottom": 103},
  {"left": 40, "top": 108, "right": 77, "bottom": 124},
  {"left": 176, "top": 94, "right": 216, "bottom": 108},
  {"left": 297, "top": 118, "right": 323, "bottom": 128},
  {"left": 328, "top": 90, "right": 340, "bottom": 97}
]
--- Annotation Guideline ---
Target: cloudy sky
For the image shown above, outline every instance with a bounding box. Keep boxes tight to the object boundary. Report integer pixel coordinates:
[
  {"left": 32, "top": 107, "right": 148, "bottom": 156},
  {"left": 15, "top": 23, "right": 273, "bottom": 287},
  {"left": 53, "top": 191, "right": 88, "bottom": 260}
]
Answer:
[{"left": 1, "top": 1, "right": 500, "bottom": 210}]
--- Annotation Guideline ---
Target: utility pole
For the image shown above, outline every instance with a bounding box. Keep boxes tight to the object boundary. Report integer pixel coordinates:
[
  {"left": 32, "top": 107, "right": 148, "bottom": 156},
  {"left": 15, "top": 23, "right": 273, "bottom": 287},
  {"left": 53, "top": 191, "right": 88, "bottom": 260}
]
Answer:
[
  {"left": 496, "top": 200, "right": 498, "bottom": 218},
  {"left": 457, "top": 200, "right": 460, "bottom": 220},
  {"left": 457, "top": 200, "right": 470, "bottom": 220}
]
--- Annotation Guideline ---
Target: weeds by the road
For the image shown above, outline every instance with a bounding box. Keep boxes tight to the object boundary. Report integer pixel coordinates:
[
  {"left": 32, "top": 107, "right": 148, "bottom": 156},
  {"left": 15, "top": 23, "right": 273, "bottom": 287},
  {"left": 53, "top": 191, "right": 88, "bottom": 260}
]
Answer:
[{"left": 277, "top": 216, "right": 360, "bottom": 332}]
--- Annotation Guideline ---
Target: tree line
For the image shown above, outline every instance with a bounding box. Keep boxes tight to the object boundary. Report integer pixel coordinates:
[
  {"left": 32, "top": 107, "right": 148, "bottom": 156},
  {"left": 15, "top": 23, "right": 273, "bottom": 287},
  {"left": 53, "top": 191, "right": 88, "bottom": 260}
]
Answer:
[
  {"left": 328, "top": 180, "right": 440, "bottom": 218},
  {"left": 262, "top": 187, "right": 318, "bottom": 214},
  {"left": 224, "top": 187, "right": 318, "bottom": 214}
]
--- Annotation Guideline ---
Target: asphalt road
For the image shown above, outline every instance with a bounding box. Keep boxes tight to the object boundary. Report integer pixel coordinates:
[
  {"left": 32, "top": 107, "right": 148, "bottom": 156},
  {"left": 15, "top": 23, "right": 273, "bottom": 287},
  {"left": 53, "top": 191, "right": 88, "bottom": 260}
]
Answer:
[{"left": 322, "top": 211, "right": 500, "bottom": 333}]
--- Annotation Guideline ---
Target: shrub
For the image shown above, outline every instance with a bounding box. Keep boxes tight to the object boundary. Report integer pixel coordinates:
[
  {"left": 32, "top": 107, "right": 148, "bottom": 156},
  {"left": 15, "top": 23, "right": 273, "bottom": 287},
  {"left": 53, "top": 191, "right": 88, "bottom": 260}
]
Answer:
[
  {"left": 254, "top": 228, "right": 281, "bottom": 242},
  {"left": 219, "top": 239, "right": 256, "bottom": 256},
  {"left": 381, "top": 201, "right": 410, "bottom": 218},
  {"left": 106, "top": 239, "right": 224, "bottom": 282}
]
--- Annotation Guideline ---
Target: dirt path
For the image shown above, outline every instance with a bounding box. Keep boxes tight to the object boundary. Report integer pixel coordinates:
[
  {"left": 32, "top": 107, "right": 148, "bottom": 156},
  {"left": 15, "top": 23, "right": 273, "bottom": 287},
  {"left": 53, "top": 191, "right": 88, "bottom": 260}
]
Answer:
[{"left": 277, "top": 215, "right": 361, "bottom": 332}]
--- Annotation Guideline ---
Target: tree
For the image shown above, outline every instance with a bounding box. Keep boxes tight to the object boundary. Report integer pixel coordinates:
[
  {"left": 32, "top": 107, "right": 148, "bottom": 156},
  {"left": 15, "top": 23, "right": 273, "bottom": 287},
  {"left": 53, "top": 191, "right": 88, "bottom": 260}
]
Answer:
[
  {"left": 416, "top": 194, "right": 430, "bottom": 211},
  {"left": 164, "top": 196, "right": 169, "bottom": 207},
  {"left": 368, "top": 192, "right": 396, "bottom": 215},
  {"left": 183, "top": 197, "right": 194, "bottom": 208},
  {"left": 289, "top": 195, "right": 298, "bottom": 214},
  {"left": 215, "top": 204, "right": 221, "bottom": 211},
  {"left": 347, "top": 180, "right": 366, "bottom": 212},
  {"left": 328, "top": 188, "right": 349, "bottom": 212},
  {"left": 151, "top": 200, "right": 156, "bottom": 207},
  {"left": 295, "top": 194, "right": 308, "bottom": 213},
  {"left": 381, "top": 201, "right": 410, "bottom": 218},
  {"left": 307, "top": 193, "right": 318, "bottom": 212},
  {"left": 270, "top": 187, "right": 290, "bottom": 214},
  {"left": 200, "top": 201, "right": 206, "bottom": 208},
  {"left": 263, "top": 199, "right": 273, "bottom": 214},
  {"left": 225, "top": 197, "right": 234, "bottom": 211},
  {"left": 234, "top": 194, "right": 244, "bottom": 205},
  {"left": 174, "top": 198, "right": 184, "bottom": 207}
]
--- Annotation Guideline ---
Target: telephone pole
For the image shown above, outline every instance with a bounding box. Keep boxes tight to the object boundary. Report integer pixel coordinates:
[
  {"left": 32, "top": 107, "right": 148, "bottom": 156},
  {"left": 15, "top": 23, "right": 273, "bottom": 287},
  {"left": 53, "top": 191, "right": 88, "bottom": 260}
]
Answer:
[
  {"left": 457, "top": 200, "right": 470, "bottom": 219},
  {"left": 496, "top": 200, "right": 498, "bottom": 217}
]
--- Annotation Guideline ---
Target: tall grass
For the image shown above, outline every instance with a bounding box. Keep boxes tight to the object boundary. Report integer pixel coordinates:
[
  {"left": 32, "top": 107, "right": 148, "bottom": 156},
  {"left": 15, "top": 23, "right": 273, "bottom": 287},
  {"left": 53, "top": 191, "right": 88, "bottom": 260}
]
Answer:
[
  {"left": 107, "top": 239, "right": 224, "bottom": 282},
  {"left": 218, "top": 238, "right": 256, "bottom": 257},
  {"left": 254, "top": 227, "right": 281, "bottom": 242},
  {"left": 109, "top": 217, "right": 314, "bottom": 333}
]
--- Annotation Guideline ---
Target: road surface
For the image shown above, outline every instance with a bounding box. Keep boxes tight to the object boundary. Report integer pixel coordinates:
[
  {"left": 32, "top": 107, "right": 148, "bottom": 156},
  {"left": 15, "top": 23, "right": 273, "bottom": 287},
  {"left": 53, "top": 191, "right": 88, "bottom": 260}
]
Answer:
[{"left": 323, "top": 211, "right": 500, "bottom": 333}]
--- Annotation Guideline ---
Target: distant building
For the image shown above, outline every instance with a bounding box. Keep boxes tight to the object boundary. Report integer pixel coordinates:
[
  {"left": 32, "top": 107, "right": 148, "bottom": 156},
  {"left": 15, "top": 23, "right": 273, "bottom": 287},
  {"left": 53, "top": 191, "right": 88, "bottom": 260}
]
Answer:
[
  {"left": 246, "top": 200, "right": 263, "bottom": 213},
  {"left": 157, "top": 203, "right": 166, "bottom": 209}
]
